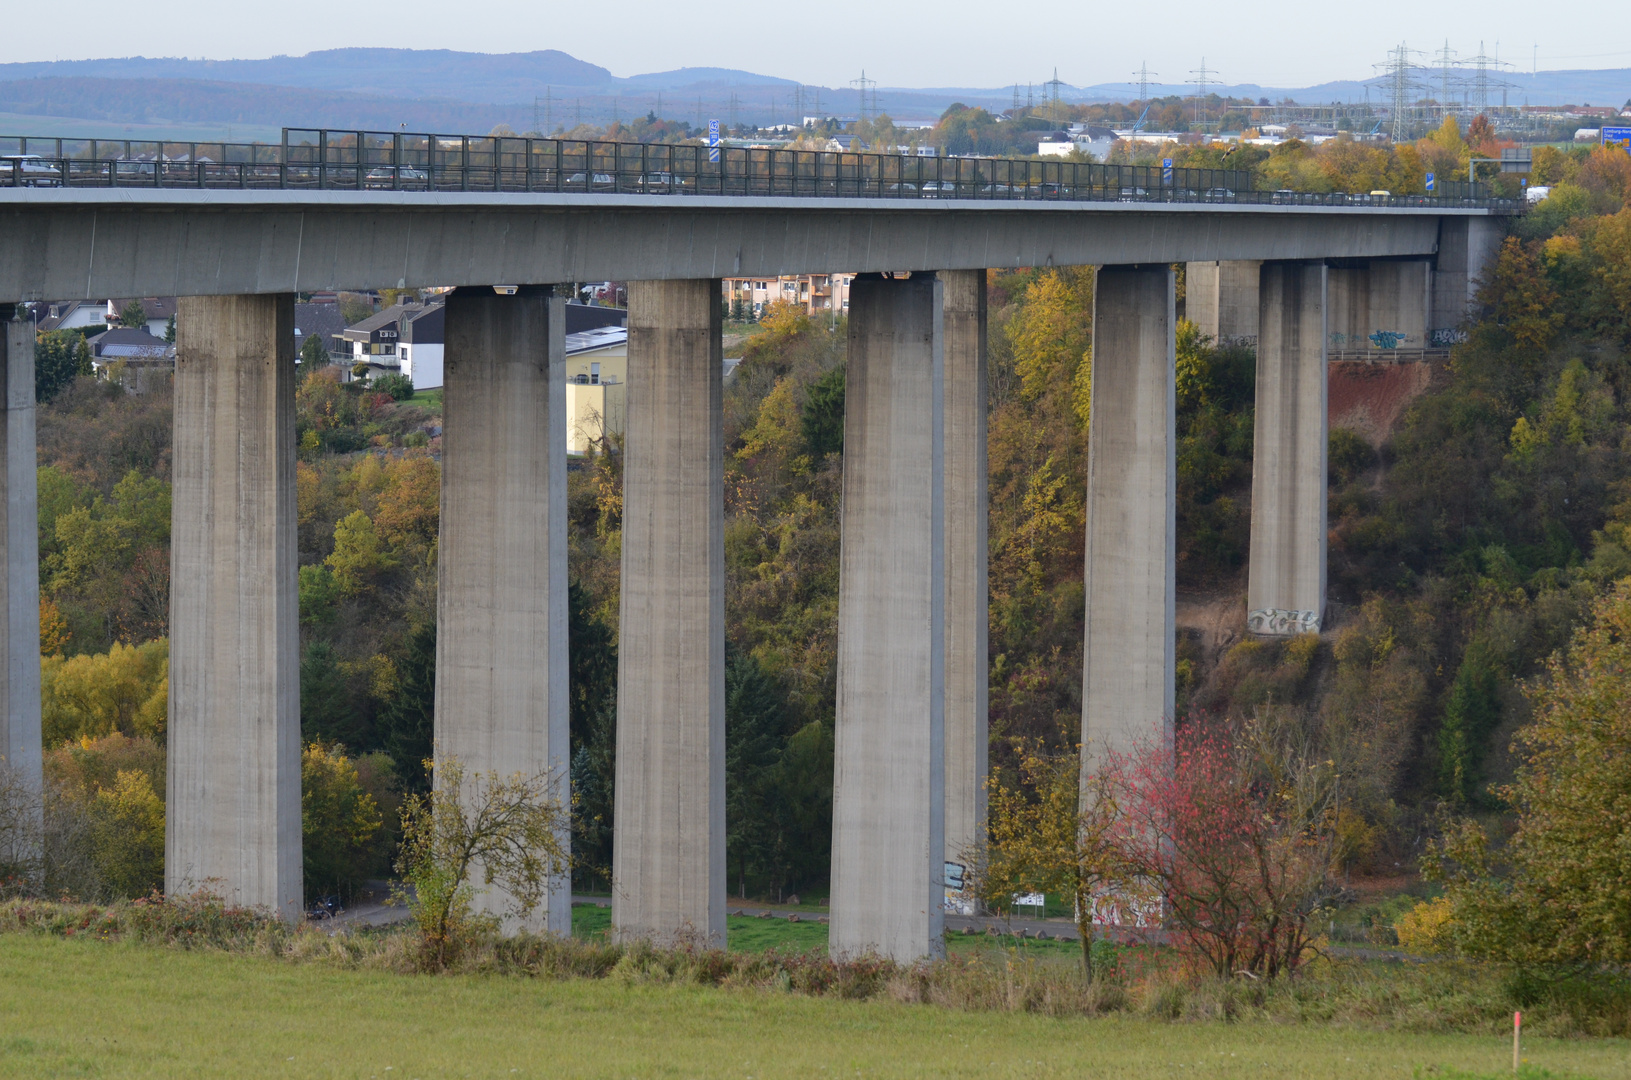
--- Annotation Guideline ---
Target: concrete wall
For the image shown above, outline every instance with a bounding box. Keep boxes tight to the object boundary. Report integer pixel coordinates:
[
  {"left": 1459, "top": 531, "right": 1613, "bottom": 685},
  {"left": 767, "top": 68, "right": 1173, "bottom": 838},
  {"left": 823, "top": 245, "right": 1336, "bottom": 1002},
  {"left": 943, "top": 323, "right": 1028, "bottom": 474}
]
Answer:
[
  {"left": 1186, "top": 260, "right": 1260, "bottom": 344},
  {"left": 831, "top": 273, "right": 946, "bottom": 963},
  {"left": 1248, "top": 263, "right": 1328, "bottom": 636},
  {"left": 0, "top": 193, "right": 1480, "bottom": 301},
  {"left": 436, "top": 286, "right": 570, "bottom": 935},
  {"left": 166, "top": 294, "right": 301, "bottom": 921},
  {"left": 1081, "top": 266, "right": 1176, "bottom": 775},
  {"left": 1432, "top": 216, "right": 1506, "bottom": 335},
  {"left": 1367, "top": 261, "right": 1431, "bottom": 348},
  {"left": 0, "top": 307, "right": 40, "bottom": 871},
  {"left": 939, "top": 269, "right": 987, "bottom": 909},
  {"left": 614, "top": 279, "right": 726, "bottom": 946}
]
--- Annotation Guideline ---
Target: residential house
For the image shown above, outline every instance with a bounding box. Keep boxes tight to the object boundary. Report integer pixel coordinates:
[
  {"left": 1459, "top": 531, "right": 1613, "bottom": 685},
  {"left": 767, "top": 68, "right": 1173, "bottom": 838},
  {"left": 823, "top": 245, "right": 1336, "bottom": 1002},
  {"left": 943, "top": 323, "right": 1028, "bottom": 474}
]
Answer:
[
  {"left": 724, "top": 274, "right": 852, "bottom": 318},
  {"left": 86, "top": 326, "right": 174, "bottom": 392},
  {"left": 294, "top": 302, "right": 348, "bottom": 364},
  {"left": 398, "top": 303, "right": 445, "bottom": 390},
  {"left": 564, "top": 325, "right": 628, "bottom": 455}
]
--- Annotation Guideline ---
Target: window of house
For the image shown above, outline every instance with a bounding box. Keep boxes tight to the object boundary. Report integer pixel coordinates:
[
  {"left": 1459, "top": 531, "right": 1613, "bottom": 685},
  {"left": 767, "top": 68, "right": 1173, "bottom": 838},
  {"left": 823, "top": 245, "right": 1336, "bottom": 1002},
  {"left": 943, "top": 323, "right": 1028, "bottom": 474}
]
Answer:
[{"left": 591, "top": 362, "right": 600, "bottom": 385}]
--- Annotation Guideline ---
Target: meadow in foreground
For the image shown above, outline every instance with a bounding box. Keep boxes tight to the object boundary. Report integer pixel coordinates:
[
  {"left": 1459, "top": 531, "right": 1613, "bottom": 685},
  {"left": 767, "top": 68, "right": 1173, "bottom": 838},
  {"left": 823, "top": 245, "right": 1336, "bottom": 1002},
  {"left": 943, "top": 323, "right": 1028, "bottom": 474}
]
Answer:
[{"left": 4, "top": 934, "right": 1629, "bottom": 1080}]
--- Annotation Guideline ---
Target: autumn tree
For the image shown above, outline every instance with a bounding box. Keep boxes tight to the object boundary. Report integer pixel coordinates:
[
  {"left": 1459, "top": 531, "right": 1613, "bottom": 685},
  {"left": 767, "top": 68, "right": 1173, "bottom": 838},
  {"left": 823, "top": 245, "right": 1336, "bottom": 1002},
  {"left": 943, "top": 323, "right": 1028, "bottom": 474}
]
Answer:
[
  {"left": 394, "top": 757, "right": 571, "bottom": 969},
  {"left": 973, "top": 740, "right": 1121, "bottom": 980},
  {"left": 1429, "top": 580, "right": 1631, "bottom": 969},
  {"left": 302, "top": 743, "right": 384, "bottom": 904}
]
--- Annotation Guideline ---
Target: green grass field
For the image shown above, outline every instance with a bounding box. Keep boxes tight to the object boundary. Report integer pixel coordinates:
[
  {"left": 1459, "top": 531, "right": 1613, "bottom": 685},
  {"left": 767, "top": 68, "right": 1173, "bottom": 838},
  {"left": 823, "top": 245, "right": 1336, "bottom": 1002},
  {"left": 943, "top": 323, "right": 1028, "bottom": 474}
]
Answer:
[
  {"left": 571, "top": 904, "right": 1085, "bottom": 959},
  {"left": 3, "top": 935, "right": 1627, "bottom": 1080}
]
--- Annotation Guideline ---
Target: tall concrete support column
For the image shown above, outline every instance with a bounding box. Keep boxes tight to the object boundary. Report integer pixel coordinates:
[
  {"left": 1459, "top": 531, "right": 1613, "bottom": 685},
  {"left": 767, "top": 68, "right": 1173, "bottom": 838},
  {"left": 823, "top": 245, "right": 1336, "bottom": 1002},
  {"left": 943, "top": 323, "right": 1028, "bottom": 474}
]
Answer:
[
  {"left": 831, "top": 273, "right": 946, "bottom": 962},
  {"left": 1082, "top": 266, "right": 1176, "bottom": 776},
  {"left": 167, "top": 294, "right": 300, "bottom": 921},
  {"left": 1185, "top": 260, "right": 1261, "bottom": 344},
  {"left": 938, "top": 270, "right": 987, "bottom": 901},
  {"left": 1247, "top": 263, "right": 1328, "bottom": 637},
  {"left": 0, "top": 306, "right": 41, "bottom": 875},
  {"left": 614, "top": 279, "right": 725, "bottom": 946},
  {"left": 437, "top": 286, "right": 570, "bottom": 935}
]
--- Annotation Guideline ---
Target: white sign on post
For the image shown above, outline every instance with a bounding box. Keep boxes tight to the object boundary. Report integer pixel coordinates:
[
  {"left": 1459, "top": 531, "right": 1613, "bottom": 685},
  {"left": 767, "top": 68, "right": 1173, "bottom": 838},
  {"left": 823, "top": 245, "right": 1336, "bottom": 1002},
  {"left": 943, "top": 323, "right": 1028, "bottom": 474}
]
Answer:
[
  {"left": 708, "top": 119, "right": 720, "bottom": 163},
  {"left": 1015, "top": 892, "right": 1045, "bottom": 908}
]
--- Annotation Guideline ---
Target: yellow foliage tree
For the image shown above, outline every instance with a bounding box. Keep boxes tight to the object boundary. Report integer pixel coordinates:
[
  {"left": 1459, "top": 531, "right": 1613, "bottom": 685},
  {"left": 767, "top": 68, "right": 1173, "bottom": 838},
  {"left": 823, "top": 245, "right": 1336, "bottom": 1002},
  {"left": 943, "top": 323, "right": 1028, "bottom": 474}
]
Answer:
[
  {"left": 972, "top": 741, "right": 1121, "bottom": 980},
  {"left": 325, "top": 510, "right": 398, "bottom": 596},
  {"left": 39, "top": 598, "right": 69, "bottom": 656},
  {"left": 1004, "top": 269, "right": 1094, "bottom": 427},
  {"left": 90, "top": 769, "right": 165, "bottom": 898},
  {"left": 41, "top": 640, "right": 169, "bottom": 746}
]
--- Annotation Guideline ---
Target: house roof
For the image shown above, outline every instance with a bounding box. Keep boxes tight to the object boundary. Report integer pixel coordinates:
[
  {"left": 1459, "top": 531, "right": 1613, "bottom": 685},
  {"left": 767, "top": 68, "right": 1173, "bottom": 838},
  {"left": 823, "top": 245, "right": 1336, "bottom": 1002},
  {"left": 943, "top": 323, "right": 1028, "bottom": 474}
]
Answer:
[
  {"left": 565, "top": 325, "right": 627, "bottom": 356},
  {"left": 564, "top": 301, "right": 626, "bottom": 334},
  {"left": 294, "top": 303, "right": 348, "bottom": 350},
  {"left": 88, "top": 327, "right": 173, "bottom": 358},
  {"left": 110, "top": 297, "right": 178, "bottom": 322},
  {"left": 400, "top": 302, "right": 444, "bottom": 345}
]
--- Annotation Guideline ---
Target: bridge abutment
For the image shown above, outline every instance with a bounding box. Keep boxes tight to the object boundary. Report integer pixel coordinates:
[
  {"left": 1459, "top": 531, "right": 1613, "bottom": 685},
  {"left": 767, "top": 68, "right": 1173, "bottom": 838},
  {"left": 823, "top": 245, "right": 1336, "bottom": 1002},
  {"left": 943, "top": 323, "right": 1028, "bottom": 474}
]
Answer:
[
  {"left": 831, "top": 272, "right": 946, "bottom": 963},
  {"left": 613, "top": 279, "right": 727, "bottom": 946},
  {"left": 1248, "top": 262, "right": 1329, "bottom": 637},
  {"left": 1082, "top": 266, "right": 1177, "bottom": 775},
  {"left": 166, "top": 294, "right": 301, "bottom": 921},
  {"left": 436, "top": 285, "right": 571, "bottom": 934}
]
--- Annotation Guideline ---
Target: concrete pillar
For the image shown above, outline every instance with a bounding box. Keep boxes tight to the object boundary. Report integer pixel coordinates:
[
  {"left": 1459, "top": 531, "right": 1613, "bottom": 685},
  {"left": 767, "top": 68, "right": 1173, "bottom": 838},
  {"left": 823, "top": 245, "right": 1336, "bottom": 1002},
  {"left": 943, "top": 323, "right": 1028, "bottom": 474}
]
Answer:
[
  {"left": 1248, "top": 263, "right": 1328, "bottom": 637},
  {"left": 1432, "top": 216, "right": 1506, "bottom": 338},
  {"left": 167, "top": 294, "right": 300, "bottom": 921},
  {"left": 436, "top": 285, "right": 569, "bottom": 935},
  {"left": 614, "top": 279, "right": 725, "bottom": 946},
  {"left": 0, "top": 306, "right": 41, "bottom": 878},
  {"left": 1185, "top": 260, "right": 1260, "bottom": 345},
  {"left": 1367, "top": 260, "right": 1431, "bottom": 349},
  {"left": 938, "top": 270, "right": 987, "bottom": 908},
  {"left": 831, "top": 272, "right": 946, "bottom": 962},
  {"left": 1081, "top": 266, "right": 1176, "bottom": 775}
]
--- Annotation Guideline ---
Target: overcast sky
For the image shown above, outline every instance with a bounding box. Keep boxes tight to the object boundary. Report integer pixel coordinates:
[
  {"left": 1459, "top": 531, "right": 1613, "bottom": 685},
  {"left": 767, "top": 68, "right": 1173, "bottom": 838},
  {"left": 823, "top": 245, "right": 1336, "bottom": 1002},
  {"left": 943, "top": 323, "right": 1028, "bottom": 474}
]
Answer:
[{"left": 5, "top": 0, "right": 1630, "bottom": 90}]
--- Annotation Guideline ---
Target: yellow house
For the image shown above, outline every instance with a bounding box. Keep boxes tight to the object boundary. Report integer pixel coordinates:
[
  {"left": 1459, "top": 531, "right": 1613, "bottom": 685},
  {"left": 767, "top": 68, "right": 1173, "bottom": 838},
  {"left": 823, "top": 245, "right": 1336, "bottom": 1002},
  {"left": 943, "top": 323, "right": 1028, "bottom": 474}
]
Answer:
[{"left": 564, "top": 325, "right": 627, "bottom": 455}]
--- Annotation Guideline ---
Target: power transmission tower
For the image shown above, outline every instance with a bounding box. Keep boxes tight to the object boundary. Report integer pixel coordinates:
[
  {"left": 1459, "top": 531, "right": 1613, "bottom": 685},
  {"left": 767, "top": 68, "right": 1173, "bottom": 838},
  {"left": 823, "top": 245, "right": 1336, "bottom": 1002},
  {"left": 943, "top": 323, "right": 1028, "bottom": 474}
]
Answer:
[
  {"left": 728, "top": 91, "right": 739, "bottom": 132},
  {"left": 851, "top": 70, "right": 877, "bottom": 122},
  {"left": 1045, "top": 68, "right": 1066, "bottom": 124},
  {"left": 1372, "top": 42, "right": 1421, "bottom": 142},
  {"left": 1132, "top": 62, "right": 1157, "bottom": 103},
  {"left": 1012, "top": 84, "right": 1022, "bottom": 115},
  {"left": 1434, "top": 41, "right": 1458, "bottom": 121},
  {"left": 1187, "top": 58, "right": 1218, "bottom": 129},
  {"left": 1462, "top": 41, "right": 1515, "bottom": 117}
]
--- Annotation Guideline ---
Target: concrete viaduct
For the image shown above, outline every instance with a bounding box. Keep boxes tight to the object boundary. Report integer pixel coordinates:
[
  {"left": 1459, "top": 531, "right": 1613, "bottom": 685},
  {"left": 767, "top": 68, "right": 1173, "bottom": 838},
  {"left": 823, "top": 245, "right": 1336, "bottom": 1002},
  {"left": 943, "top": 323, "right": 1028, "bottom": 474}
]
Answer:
[{"left": 0, "top": 183, "right": 1507, "bottom": 961}]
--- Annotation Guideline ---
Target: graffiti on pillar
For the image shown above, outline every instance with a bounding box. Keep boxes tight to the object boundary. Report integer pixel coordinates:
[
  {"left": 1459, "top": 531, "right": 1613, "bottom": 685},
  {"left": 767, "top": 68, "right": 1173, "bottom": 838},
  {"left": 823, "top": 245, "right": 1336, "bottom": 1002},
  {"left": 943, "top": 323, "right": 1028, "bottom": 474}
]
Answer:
[
  {"left": 1368, "top": 330, "right": 1407, "bottom": 349},
  {"left": 1430, "top": 328, "right": 1467, "bottom": 347},
  {"left": 1247, "top": 607, "right": 1321, "bottom": 636}
]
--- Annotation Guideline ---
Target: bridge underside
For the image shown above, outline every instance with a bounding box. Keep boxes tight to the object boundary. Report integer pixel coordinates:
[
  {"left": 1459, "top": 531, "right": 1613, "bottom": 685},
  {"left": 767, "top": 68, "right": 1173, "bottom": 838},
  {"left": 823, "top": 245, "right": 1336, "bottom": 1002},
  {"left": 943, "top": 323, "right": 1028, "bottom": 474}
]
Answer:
[{"left": 0, "top": 193, "right": 1480, "bottom": 300}]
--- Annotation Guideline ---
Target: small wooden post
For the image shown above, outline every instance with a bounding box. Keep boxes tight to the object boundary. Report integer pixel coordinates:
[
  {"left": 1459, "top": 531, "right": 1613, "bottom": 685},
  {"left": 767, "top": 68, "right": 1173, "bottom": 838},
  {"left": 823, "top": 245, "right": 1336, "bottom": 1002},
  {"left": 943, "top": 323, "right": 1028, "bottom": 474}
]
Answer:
[{"left": 1513, "top": 1010, "right": 1522, "bottom": 1073}]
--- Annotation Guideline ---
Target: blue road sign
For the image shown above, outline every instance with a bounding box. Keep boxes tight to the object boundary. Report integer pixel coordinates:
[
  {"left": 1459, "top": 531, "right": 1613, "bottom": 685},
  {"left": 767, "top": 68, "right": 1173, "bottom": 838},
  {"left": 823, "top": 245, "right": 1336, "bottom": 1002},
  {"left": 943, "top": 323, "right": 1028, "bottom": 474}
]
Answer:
[
  {"left": 1603, "top": 127, "right": 1631, "bottom": 154},
  {"left": 1425, "top": 172, "right": 1435, "bottom": 192},
  {"left": 1162, "top": 157, "right": 1173, "bottom": 184},
  {"left": 708, "top": 119, "right": 720, "bottom": 163}
]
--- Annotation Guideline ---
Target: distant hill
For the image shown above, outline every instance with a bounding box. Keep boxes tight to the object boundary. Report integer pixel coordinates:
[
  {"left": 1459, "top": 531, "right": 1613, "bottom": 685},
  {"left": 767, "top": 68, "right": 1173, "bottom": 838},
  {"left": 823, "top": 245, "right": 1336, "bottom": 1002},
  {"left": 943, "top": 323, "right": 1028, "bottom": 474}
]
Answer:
[
  {"left": 0, "top": 77, "right": 530, "bottom": 134},
  {"left": 0, "top": 48, "right": 1624, "bottom": 141}
]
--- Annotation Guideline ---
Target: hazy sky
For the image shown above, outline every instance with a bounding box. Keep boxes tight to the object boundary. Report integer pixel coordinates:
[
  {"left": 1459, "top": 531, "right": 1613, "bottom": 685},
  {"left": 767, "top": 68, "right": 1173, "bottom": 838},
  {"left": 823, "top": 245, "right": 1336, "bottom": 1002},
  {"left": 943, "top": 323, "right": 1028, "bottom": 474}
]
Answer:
[{"left": 5, "top": 0, "right": 1630, "bottom": 90}]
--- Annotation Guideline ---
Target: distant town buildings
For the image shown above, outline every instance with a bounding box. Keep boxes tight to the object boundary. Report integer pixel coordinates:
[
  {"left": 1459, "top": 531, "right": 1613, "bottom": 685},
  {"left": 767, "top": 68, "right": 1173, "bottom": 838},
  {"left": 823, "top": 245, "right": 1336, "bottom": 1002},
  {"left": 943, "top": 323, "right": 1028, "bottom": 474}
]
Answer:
[{"left": 724, "top": 274, "right": 853, "bottom": 318}]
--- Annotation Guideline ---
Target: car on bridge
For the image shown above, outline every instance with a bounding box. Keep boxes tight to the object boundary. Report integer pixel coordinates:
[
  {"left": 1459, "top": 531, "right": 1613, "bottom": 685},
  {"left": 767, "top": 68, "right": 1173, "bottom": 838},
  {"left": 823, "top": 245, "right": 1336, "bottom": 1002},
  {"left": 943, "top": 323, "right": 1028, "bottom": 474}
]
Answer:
[
  {"left": 2, "top": 155, "right": 62, "bottom": 186},
  {"left": 363, "top": 166, "right": 429, "bottom": 190}
]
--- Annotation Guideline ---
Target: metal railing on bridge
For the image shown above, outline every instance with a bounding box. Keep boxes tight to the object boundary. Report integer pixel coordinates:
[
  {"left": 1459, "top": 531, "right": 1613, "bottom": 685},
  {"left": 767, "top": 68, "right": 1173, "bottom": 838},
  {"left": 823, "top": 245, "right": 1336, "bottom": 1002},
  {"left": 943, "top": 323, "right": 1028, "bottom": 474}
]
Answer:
[{"left": 0, "top": 129, "right": 1521, "bottom": 211}]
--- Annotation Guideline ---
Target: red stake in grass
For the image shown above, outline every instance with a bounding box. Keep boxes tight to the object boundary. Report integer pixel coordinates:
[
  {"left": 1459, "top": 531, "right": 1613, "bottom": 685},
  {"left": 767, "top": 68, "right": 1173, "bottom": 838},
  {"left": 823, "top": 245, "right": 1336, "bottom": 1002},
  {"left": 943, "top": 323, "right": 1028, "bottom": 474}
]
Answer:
[{"left": 1513, "top": 1010, "right": 1522, "bottom": 1073}]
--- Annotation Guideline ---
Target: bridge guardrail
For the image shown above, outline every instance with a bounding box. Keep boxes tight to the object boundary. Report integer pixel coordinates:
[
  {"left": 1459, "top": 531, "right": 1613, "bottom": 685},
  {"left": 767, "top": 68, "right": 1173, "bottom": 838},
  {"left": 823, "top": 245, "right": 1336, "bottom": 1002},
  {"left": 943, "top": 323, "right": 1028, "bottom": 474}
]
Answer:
[{"left": 0, "top": 129, "right": 1522, "bottom": 211}]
